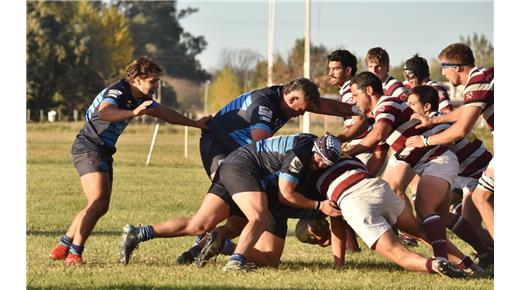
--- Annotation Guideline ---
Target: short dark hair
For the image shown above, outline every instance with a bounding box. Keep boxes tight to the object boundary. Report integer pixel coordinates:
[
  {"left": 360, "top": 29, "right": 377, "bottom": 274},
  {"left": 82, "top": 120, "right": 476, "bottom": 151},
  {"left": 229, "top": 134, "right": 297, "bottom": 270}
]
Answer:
[
  {"left": 327, "top": 49, "right": 357, "bottom": 76},
  {"left": 283, "top": 78, "right": 320, "bottom": 112},
  {"left": 438, "top": 43, "right": 475, "bottom": 66},
  {"left": 365, "top": 47, "right": 389, "bottom": 66},
  {"left": 126, "top": 56, "right": 163, "bottom": 82},
  {"left": 403, "top": 54, "right": 430, "bottom": 83},
  {"left": 350, "top": 71, "right": 384, "bottom": 96},
  {"left": 409, "top": 85, "right": 439, "bottom": 111}
]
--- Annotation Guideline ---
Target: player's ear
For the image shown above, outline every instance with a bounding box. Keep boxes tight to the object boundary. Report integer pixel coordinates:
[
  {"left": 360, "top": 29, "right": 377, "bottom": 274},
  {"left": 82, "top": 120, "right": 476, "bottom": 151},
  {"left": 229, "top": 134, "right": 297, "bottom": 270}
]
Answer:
[{"left": 366, "top": 85, "right": 374, "bottom": 95}]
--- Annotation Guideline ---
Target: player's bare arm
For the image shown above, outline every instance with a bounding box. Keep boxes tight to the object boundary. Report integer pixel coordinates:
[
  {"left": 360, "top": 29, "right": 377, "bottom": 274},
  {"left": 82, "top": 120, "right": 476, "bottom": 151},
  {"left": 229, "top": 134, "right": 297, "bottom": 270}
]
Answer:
[
  {"left": 347, "top": 121, "right": 392, "bottom": 156},
  {"left": 330, "top": 216, "right": 348, "bottom": 269},
  {"left": 251, "top": 128, "right": 272, "bottom": 142},
  {"left": 406, "top": 106, "right": 482, "bottom": 148},
  {"left": 278, "top": 178, "right": 342, "bottom": 217},
  {"left": 98, "top": 100, "right": 153, "bottom": 122},
  {"left": 315, "top": 98, "right": 362, "bottom": 118},
  {"left": 337, "top": 115, "right": 369, "bottom": 143},
  {"left": 414, "top": 105, "right": 463, "bottom": 129},
  {"left": 146, "top": 103, "right": 212, "bottom": 129}
]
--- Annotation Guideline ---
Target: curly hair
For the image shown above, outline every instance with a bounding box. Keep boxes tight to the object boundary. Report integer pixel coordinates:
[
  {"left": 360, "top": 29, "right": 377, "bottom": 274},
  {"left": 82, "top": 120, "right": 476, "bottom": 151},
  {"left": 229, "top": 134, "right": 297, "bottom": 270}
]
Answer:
[
  {"left": 282, "top": 78, "right": 320, "bottom": 112},
  {"left": 327, "top": 49, "right": 358, "bottom": 76},
  {"left": 125, "top": 56, "right": 163, "bottom": 82}
]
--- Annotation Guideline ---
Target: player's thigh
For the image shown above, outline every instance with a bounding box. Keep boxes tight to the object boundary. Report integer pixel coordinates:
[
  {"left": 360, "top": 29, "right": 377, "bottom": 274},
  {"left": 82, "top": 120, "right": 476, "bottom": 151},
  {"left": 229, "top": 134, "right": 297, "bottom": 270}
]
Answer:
[
  {"left": 189, "top": 193, "right": 232, "bottom": 230},
  {"left": 382, "top": 157, "right": 415, "bottom": 195}
]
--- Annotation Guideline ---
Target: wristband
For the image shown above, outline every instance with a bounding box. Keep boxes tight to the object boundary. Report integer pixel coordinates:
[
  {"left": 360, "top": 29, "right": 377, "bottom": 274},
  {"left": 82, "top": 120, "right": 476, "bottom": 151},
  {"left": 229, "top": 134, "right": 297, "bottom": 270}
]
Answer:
[{"left": 315, "top": 200, "right": 321, "bottom": 210}]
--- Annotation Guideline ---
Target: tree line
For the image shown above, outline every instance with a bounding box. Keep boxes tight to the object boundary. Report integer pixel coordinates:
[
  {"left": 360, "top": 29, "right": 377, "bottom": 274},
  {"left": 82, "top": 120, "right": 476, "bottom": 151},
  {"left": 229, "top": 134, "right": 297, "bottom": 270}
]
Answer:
[{"left": 27, "top": 0, "right": 208, "bottom": 120}]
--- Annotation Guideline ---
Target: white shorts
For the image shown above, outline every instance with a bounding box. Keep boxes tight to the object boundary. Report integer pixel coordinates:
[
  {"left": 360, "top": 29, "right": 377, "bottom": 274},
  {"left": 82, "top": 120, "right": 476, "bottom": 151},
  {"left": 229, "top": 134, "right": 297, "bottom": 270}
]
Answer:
[
  {"left": 338, "top": 177, "right": 404, "bottom": 248},
  {"left": 388, "top": 150, "right": 459, "bottom": 190},
  {"left": 453, "top": 176, "right": 478, "bottom": 195},
  {"left": 355, "top": 152, "right": 373, "bottom": 165}
]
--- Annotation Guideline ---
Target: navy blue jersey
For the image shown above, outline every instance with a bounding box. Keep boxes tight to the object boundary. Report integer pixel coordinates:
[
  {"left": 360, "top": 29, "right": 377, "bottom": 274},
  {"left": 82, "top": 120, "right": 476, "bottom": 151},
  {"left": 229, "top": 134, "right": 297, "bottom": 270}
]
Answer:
[
  {"left": 223, "top": 133, "right": 316, "bottom": 187},
  {"left": 206, "top": 86, "right": 290, "bottom": 151},
  {"left": 72, "top": 79, "right": 156, "bottom": 155}
]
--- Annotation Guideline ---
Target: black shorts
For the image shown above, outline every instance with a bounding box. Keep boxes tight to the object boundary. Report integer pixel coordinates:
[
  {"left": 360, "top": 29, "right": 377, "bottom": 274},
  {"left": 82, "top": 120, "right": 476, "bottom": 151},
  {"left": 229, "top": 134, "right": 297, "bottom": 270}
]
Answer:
[
  {"left": 218, "top": 163, "right": 264, "bottom": 194},
  {"left": 71, "top": 150, "right": 113, "bottom": 182},
  {"left": 200, "top": 132, "right": 232, "bottom": 178},
  {"left": 208, "top": 166, "right": 288, "bottom": 239}
]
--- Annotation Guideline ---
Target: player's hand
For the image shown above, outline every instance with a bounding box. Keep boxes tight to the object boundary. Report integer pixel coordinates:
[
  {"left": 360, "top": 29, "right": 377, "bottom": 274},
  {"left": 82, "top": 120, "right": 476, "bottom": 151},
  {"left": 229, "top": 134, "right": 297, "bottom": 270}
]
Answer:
[
  {"left": 406, "top": 135, "right": 426, "bottom": 148},
  {"left": 195, "top": 115, "right": 212, "bottom": 130},
  {"left": 132, "top": 100, "right": 154, "bottom": 116},
  {"left": 319, "top": 200, "right": 342, "bottom": 217},
  {"left": 411, "top": 113, "right": 432, "bottom": 129}
]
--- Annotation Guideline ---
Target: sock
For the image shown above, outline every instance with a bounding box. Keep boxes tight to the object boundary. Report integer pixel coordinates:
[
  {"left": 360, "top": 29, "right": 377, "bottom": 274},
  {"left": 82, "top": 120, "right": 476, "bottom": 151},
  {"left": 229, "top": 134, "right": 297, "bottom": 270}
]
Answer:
[
  {"left": 69, "top": 244, "right": 84, "bottom": 256},
  {"left": 221, "top": 240, "right": 236, "bottom": 256},
  {"left": 229, "top": 253, "right": 246, "bottom": 264},
  {"left": 138, "top": 225, "right": 154, "bottom": 242},
  {"left": 448, "top": 215, "right": 486, "bottom": 254},
  {"left": 426, "top": 258, "right": 434, "bottom": 273},
  {"left": 456, "top": 255, "right": 474, "bottom": 270},
  {"left": 59, "top": 235, "right": 73, "bottom": 248},
  {"left": 193, "top": 235, "right": 203, "bottom": 247},
  {"left": 422, "top": 214, "right": 448, "bottom": 259}
]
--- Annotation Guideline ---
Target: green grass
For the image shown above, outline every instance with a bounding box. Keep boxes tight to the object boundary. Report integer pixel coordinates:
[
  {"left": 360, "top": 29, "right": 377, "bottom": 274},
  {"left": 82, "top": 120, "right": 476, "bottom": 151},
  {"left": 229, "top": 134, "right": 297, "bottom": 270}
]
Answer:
[{"left": 27, "top": 121, "right": 493, "bottom": 289}]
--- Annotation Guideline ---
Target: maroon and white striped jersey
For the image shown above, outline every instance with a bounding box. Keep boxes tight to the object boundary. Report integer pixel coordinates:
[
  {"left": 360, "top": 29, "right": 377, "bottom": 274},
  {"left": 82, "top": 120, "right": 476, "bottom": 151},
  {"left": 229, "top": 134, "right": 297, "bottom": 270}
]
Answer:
[
  {"left": 426, "top": 80, "right": 453, "bottom": 113},
  {"left": 428, "top": 112, "right": 492, "bottom": 179},
  {"left": 383, "top": 75, "right": 407, "bottom": 102},
  {"left": 463, "top": 67, "right": 494, "bottom": 131},
  {"left": 315, "top": 157, "right": 369, "bottom": 203},
  {"left": 339, "top": 80, "right": 352, "bottom": 104},
  {"left": 375, "top": 96, "right": 449, "bottom": 167}
]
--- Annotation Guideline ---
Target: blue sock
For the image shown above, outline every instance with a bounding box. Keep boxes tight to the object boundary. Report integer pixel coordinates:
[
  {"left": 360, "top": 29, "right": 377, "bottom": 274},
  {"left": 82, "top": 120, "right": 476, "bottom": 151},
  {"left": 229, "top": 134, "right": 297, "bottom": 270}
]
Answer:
[
  {"left": 59, "top": 235, "right": 72, "bottom": 248},
  {"left": 229, "top": 253, "right": 246, "bottom": 264},
  {"left": 138, "top": 225, "right": 154, "bottom": 242},
  {"left": 69, "top": 244, "right": 84, "bottom": 256},
  {"left": 221, "top": 240, "right": 235, "bottom": 256},
  {"left": 192, "top": 235, "right": 203, "bottom": 247}
]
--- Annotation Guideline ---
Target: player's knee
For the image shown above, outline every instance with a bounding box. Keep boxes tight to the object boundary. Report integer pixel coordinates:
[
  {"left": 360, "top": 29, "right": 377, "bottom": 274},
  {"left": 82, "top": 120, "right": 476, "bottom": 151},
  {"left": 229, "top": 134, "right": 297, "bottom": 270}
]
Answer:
[{"left": 86, "top": 199, "right": 110, "bottom": 217}]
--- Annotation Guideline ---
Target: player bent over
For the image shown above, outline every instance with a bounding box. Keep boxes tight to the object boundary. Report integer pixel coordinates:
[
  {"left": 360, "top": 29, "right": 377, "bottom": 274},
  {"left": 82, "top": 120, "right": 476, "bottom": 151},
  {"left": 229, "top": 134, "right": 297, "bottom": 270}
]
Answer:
[
  {"left": 119, "top": 134, "right": 342, "bottom": 271},
  {"left": 48, "top": 57, "right": 211, "bottom": 266}
]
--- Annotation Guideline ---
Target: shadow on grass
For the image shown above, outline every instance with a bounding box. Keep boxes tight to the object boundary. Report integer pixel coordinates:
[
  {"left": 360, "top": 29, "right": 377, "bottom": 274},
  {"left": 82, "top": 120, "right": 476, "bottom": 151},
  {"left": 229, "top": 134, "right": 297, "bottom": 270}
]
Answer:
[
  {"left": 27, "top": 230, "right": 121, "bottom": 237},
  {"left": 282, "top": 259, "right": 402, "bottom": 272},
  {"left": 28, "top": 286, "right": 285, "bottom": 290}
]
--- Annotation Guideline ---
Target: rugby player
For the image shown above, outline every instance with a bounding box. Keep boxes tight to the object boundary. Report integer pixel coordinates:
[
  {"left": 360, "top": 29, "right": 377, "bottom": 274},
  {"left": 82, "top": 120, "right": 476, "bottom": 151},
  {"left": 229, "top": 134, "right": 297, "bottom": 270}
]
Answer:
[
  {"left": 406, "top": 43, "right": 494, "bottom": 240},
  {"left": 119, "top": 134, "right": 343, "bottom": 272},
  {"left": 49, "top": 57, "right": 211, "bottom": 266}
]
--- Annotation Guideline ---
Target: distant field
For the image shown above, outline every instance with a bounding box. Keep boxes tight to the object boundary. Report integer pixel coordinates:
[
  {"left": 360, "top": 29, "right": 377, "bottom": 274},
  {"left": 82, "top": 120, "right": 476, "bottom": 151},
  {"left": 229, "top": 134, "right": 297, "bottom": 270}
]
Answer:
[{"left": 26, "top": 121, "right": 493, "bottom": 289}]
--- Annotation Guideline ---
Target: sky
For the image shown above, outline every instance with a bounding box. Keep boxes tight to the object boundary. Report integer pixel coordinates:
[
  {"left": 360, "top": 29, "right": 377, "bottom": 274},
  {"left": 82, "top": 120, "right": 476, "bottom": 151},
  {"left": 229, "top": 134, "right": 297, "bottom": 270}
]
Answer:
[{"left": 177, "top": 0, "right": 493, "bottom": 72}]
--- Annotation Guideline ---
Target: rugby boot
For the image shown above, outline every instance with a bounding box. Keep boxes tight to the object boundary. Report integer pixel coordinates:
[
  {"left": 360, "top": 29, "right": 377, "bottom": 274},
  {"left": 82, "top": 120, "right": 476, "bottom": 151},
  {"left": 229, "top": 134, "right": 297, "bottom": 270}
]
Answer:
[
  {"left": 64, "top": 253, "right": 83, "bottom": 266},
  {"left": 432, "top": 259, "right": 467, "bottom": 279},
  {"left": 49, "top": 244, "right": 69, "bottom": 260},
  {"left": 195, "top": 230, "right": 224, "bottom": 267},
  {"left": 120, "top": 224, "right": 140, "bottom": 265}
]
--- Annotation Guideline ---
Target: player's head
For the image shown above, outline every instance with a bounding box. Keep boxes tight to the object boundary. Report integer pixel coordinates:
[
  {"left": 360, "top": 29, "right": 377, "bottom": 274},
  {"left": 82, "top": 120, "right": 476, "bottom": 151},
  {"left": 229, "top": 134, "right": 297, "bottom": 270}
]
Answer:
[
  {"left": 403, "top": 54, "right": 430, "bottom": 87},
  {"left": 406, "top": 85, "right": 439, "bottom": 115},
  {"left": 126, "top": 56, "right": 163, "bottom": 97},
  {"left": 312, "top": 134, "right": 341, "bottom": 169},
  {"left": 438, "top": 43, "right": 475, "bottom": 86},
  {"left": 295, "top": 217, "right": 331, "bottom": 247},
  {"left": 365, "top": 47, "right": 390, "bottom": 81},
  {"left": 281, "top": 78, "right": 320, "bottom": 117},
  {"left": 327, "top": 49, "right": 358, "bottom": 86},
  {"left": 350, "top": 71, "right": 384, "bottom": 113}
]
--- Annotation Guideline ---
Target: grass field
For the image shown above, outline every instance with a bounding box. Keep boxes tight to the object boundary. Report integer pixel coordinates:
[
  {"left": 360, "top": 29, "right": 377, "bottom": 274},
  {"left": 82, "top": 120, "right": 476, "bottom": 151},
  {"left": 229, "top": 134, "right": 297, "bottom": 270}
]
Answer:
[{"left": 26, "top": 121, "right": 493, "bottom": 289}]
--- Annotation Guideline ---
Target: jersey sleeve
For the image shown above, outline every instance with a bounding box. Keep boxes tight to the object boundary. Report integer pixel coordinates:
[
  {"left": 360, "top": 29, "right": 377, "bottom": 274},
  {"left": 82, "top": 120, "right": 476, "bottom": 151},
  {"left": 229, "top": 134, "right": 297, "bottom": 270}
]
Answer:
[
  {"left": 279, "top": 139, "right": 313, "bottom": 185},
  {"left": 100, "top": 88, "right": 125, "bottom": 108},
  {"left": 248, "top": 97, "right": 276, "bottom": 135}
]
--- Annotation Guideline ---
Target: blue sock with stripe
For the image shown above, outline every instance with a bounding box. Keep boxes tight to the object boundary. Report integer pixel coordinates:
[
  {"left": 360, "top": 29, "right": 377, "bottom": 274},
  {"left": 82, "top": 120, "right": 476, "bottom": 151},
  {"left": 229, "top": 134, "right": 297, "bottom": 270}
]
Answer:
[
  {"left": 229, "top": 253, "right": 246, "bottom": 264},
  {"left": 69, "top": 244, "right": 84, "bottom": 256},
  {"left": 138, "top": 225, "right": 154, "bottom": 242},
  {"left": 59, "top": 235, "right": 73, "bottom": 248},
  {"left": 221, "top": 240, "right": 236, "bottom": 255}
]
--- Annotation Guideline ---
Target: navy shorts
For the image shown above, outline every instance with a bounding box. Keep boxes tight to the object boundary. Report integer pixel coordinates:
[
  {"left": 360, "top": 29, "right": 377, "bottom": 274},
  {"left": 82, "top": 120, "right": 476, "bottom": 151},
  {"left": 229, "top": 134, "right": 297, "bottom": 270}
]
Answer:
[
  {"left": 208, "top": 165, "right": 288, "bottom": 239},
  {"left": 71, "top": 150, "right": 113, "bottom": 182},
  {"left": 199, "top": 132, "right": 232, "bottom": 178}
]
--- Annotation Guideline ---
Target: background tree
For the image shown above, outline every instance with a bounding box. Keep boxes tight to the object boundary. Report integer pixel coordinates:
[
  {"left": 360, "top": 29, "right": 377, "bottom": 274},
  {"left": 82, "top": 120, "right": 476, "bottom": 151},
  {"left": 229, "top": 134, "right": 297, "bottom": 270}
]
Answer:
[
  {"left": 207, "top": 66, "right": 242, "bottom": 113},
  {"left": 218, "top": 48, "right": 262, "bottom": 92},
  {"left": 460, "top": 32, "right": 494, "bottom": 67}
]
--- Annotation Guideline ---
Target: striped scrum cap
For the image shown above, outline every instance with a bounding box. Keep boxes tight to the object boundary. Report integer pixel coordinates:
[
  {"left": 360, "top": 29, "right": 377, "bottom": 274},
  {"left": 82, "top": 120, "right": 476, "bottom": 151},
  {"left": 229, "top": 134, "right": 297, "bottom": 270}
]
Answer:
[{"left": 312, "top": 134, "right": 341, "bottom": 166}]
